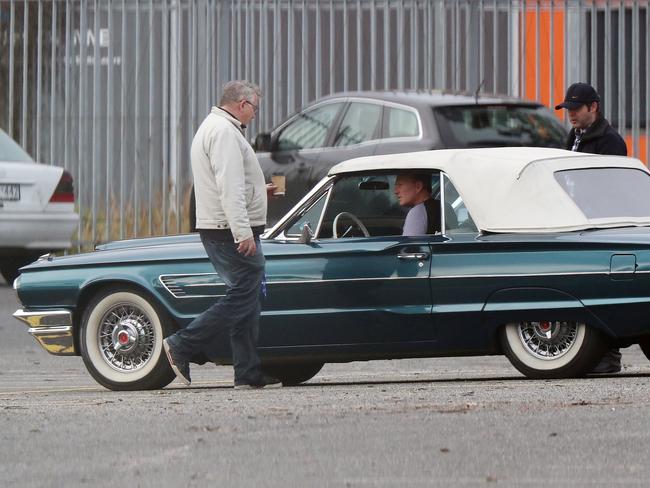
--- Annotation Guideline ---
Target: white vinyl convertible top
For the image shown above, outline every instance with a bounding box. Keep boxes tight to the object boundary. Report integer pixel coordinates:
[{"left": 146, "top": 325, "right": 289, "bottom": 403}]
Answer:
[{"left": 329, "top": 147, "right": 650, "bottom": 233}]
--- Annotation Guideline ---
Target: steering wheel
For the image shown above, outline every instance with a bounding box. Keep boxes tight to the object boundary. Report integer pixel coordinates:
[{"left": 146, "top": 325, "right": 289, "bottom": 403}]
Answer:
[{"left": 332, "top": 212, "right": 370, "bottom": 238}]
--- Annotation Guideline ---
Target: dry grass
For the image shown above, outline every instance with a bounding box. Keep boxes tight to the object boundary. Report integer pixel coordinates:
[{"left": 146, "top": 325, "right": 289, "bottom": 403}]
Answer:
[{"left": 74, "top": 184, "right": 194, "bottom": 253}]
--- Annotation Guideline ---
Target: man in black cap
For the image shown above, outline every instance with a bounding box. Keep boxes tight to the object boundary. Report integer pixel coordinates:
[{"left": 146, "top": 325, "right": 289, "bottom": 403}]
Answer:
[
  {"left": 555, "top": 82, "right": 627, "bottom": 156},
  {"left": 556, "top": 82, "right": 627, "bottom": 374}
]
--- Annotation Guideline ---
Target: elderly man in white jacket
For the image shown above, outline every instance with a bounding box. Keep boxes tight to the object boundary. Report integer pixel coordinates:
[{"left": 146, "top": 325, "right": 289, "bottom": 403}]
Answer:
[{"left": 163, "top": 80, "right": 281, "bottom": 389}]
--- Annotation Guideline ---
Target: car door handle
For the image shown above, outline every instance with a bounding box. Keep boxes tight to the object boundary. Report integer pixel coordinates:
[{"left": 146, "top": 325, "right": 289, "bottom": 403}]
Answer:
[{"left": 397, "top": 252, "right": 430, "bottom": 260}]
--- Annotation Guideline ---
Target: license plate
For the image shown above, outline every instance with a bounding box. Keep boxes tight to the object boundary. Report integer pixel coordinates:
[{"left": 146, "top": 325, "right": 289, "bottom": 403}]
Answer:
[{"left": 0, "top": 184, "right": 20, "bottom": 201}]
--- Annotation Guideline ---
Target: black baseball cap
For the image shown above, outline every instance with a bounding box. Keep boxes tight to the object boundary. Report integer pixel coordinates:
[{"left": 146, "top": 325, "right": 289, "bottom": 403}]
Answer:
[{"left": 555, "top": 82, "right": 600, "bottom": 110}]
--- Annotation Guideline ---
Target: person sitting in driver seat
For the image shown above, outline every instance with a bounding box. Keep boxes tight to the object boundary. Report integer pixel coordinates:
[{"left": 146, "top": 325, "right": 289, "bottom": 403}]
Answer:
[{"left": 394, "top": 172, "right": 456, "bottom": 235}]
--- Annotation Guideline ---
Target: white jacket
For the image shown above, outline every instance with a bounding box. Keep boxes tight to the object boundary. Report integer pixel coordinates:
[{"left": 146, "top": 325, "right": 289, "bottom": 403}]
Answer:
[{"left": 191, "top": 107, "right": 267, "bottom": 242}]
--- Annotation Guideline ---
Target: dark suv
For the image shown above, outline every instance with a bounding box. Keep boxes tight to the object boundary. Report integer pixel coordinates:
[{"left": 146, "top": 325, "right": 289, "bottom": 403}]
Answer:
[{"left": 192, "top": 90, "right": 567, "bottom": 227}]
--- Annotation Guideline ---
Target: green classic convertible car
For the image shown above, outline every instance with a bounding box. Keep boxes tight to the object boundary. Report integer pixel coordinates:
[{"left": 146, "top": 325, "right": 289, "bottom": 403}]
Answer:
[{"left": 12, "top": 147, "right": 650, "bottom": 390}]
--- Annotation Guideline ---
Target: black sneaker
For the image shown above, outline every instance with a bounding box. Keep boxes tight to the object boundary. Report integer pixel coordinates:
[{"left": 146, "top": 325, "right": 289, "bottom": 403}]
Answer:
[
  {"left": 163, "top": 338, "right": 191, "bottom": 386},
  {"left": 234, "top": 374, "right": 282, "bottom": 390},
  {"left": 591, "top": 348, "right": 622, "bottom": 374}
]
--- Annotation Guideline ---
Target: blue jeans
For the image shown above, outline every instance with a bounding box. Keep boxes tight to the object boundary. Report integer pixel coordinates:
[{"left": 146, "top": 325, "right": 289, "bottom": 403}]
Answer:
[{"left": 166, "top": 230, "right": 265, "bottom": 383}]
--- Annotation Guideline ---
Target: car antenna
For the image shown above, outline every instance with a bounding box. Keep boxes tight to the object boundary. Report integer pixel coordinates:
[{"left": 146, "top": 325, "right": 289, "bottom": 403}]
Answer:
[{"left": 474, "top": 78, "right": 485, "bottom": 104}]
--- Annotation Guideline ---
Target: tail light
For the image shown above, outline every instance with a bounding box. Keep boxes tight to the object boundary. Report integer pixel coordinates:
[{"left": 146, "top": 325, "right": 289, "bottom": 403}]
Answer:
[{"left": 49, "top": 170, "right": 75, "bottom": 203}]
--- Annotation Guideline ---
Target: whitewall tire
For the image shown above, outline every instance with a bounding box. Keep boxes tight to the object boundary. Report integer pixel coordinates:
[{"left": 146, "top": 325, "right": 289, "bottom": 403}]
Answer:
[
  {"left": 80, "top": 287, "right": 176, "bottom": 390},
  {"left": 500, "top": 321, "right": 607, "bottom": 379}
]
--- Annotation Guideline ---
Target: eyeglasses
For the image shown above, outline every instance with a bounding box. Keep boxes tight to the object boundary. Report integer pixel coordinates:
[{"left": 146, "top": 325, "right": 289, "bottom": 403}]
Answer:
[{"left": 243, "top": 100, "right": 259, "bottom": 113}]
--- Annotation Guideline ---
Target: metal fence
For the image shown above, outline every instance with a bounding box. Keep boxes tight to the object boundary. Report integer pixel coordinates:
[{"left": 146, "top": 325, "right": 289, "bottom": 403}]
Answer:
[{"left": 0, "top": 0, "right": 648, "bottom": 249}]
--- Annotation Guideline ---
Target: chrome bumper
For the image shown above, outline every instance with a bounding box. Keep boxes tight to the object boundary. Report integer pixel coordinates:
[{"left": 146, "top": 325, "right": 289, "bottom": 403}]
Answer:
[{"left": 13, "top": 309, "right": 76, "bottom": 356}]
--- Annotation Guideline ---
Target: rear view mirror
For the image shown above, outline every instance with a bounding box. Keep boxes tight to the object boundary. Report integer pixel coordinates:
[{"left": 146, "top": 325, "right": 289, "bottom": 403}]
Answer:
[
  {"left": 254, "top": 133, "right": 273, "bottom": 152},
  {"left": 358, "top": 178, "right": 389, "bottom": 191}
]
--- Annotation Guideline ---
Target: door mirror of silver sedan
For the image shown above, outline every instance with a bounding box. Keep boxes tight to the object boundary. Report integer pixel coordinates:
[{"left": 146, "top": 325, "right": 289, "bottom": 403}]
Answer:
[{"left": 298, "top": 223, "right": 314, "bottom": 244}]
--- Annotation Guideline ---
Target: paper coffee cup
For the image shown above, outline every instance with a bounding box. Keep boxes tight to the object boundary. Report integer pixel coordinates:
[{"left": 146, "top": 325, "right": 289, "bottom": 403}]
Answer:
[{"left": 271, "top": 175, "right": 286, "bottom": 196}]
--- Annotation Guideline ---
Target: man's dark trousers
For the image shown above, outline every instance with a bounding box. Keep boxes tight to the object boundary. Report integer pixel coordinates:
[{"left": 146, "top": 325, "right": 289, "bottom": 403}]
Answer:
[{"left": 165, "top": 229, "right": 265, "bottom": 383}]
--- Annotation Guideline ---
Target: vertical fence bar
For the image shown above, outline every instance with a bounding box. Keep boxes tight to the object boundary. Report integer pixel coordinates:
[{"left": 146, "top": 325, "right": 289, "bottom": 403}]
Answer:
[
  {"left": 563, "top": 0, "right": 567, "bottom": 116},
  {"left": 148, "top": 0, "right": 154, "bottom": 235},
  {"left": 119, "top": 0, "right": 126, "bottom": 239},
  {"left": 617, "top": 0, "right": 625, "bottom": 136},
  {"left": 106, "top": 0, "right": 114, "bottom": 242},
  {"left": 230, "top": 0, "right": 236, "bottom": 76},
  {"left": 646, "top": 1, "right": 649, "bottom": 166},
  {"left": 478, "top": 0, "right": 485, "bottom": 91},
  {"left": 604, "top": 0, "right": 611, "bottom": 119},
  {"left": 441, "top": 0, "right": 446, "bottom": 89},
  {"left": 257, "top": 0, "right": 269, "bottom": 122},
  {"left": 507, "top": 0, "right": 512, "bottom": 95},
  {"left": 92, "top": 0, "right": 100, "bottom": 244},
  {"left": 534, "top": 0, "right": 539, "bottom": 101},
  {"left": 328, "top": 0, "right": 334, "bottom": 94},
  {"left": 343, "top": 0, "right": 348, "bottom": 90},
  {"left": 315, "top": 0, "right": 322, "bottom": 98},
  {"left": 521, "top": 0, "right": 526, "bottom": 99},
  {"left": 49, "top": 0, "right": 57, "bottom": 165},
  {"left": 631, "top": 0, "right": 639, "bottom": 157},
  {"left": 134, "top": 0, "right": 141, "bottom": 236},
  {"left": 412, "top": 0, "right": 418, "bottom": 89},
  {"left": 274, "top": 0, "right": 281, "bottom": 123},
  {"left": 302, "top": 0, "right": 309, "bottom": 105},
  {"left": 288, "top": 0, "right": 295, "bottom": 112},
  {"left": 356, "top": 0, "right": 362, "bottom": 89},
  {"left": 370, "top": 0, "right": 376, "bottom": 90},
  {"left": 162, "top": 0, "right": 169, "bottom": 234},
  {"left": 36, "top": 0, "right": 43, "bottom": 162},
  {"left": 175, "top": 1, "right": 182, "bottom": 234},
  {"left": 8, "top": 0, "right": 15, "bottom": 137},
  {"left": 464, "top": 0, "right": 469, "bottom": 91},
  {"left": 425, "top": 0, "right": 431, "bottom": 88},
  {"left": 397, "top": 0, "right": 404, "bottom": 89},
  {"left": 493, "top": 0, "right": 498, "bottom": 93},
  {"left": 21, "top": 0, "right": 29, "bottom": 147},
  {"left": 590, "top": 0, "right": 596, "bottom": 84},
  {"left": 384, "top": 0, "right": 390, "bottom": 88},
  {"left": 549, "top": 0, "right": 554, "bottom": 107},
  {"left": 78, "top": 0, "right": 88, "bottom": 247},
  {"left": 245, "top": 0, "right": 250, "bottom": 80},
  {"left": 64, "top": 0, "right": 71, "bottom": 183},
  {"left": 453, "top": 0, "right": 459, "bottom": 90}
]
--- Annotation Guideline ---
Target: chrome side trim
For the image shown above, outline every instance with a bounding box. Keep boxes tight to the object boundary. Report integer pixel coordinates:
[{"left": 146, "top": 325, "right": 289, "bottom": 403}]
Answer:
[
  {"left": 13, "top": 309, "right": 75, "bottom": 356},
  {"left": 431, "top": 271, "right": 609, "bottom": 279},
  {"left": 159, "top": 273, "right": 428, "bottom": 298}
]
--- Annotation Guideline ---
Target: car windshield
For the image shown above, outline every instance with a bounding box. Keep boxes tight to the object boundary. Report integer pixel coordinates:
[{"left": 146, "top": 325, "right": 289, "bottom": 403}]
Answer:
[
  {"left": 433, "top": 104, "right": 566, "bottom": 148},
  {"left": 0, "top": 130, "right": 34, "bottom": 162},
  {"left": 555, "top": 168, "right": 650, "bottom": 219}
]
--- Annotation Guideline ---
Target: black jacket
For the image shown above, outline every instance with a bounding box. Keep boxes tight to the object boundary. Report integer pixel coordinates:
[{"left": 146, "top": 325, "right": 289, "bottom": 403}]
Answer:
[{"left": 565, "top": 115, "right": 627, "bottom": 156}]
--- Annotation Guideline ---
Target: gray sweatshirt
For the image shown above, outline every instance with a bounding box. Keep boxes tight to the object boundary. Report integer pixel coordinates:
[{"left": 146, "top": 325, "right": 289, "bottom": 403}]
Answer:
[{"left": 191, "top": 107, "right": 267, "bottom": 242}]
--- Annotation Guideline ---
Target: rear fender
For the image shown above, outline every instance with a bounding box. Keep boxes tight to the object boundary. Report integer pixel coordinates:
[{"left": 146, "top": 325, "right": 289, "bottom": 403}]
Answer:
[{"left": 482, "top": 287, "right": 614, "bottom": 337}]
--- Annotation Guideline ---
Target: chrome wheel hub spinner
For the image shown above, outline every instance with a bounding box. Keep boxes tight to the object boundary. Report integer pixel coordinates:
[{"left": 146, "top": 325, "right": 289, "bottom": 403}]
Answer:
[
  {"left": 98, "top": 304, "right": 155, "bottom": 372},
  {"left": 517, "top": 321, "right": 578, "bottom": 360}
]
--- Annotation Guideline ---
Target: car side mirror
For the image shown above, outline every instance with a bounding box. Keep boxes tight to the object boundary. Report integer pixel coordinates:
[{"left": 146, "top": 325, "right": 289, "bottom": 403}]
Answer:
[
  {"left": 298, "top": 223, "right": 314, "bottom": 244},
  {"left": 254, "top": 132, "right": 273, "bottom": 152}
]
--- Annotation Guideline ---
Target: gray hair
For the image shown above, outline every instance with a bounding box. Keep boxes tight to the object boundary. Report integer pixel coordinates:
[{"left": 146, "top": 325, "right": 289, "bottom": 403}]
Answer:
[{"left": 219, "top": 80, "right": 262, "bottom": 105}]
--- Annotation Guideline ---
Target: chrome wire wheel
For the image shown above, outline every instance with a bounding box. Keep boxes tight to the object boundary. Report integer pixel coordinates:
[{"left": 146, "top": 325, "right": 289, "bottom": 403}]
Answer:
[
  {"left": 516, "top": 321, "right": 578, "bottom": 360},
  {"left": 80, "top": 288, "right": 175, "bottom": 390},
  {"left": 502, "top": 320, "right": 588, "bottom": 374},
  {"left": 98, "top": 303, "right": 155, "bottom": 373}
]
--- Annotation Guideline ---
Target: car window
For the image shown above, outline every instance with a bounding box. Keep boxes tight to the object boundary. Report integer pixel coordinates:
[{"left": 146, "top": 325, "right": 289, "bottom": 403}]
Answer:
[
  {"left": 441, "top": 174, "right": 478, "bottom": 234},
  {"left": 284, "top": 189, "right": 329, "bottom": 237},
  {"left": 277, "top": 102, "right": 343, "bottom": 151},
  {"left": 317, "top": 174, "right": 406, "bottom": 238},
  {"left": 0, "top": 130, "right": 34, "bottom": 162},
  {"left": 433, "top": 105, "right": 566, "bottom": 148},
  {"left": 554, "top": 168, "right": 650, "bottom": 219},
  {"left": 333, "top": 102, "right": 382, "bottom": 147},
  {"left": 384, "top": 107, "right": 419, "bottom": 138}
]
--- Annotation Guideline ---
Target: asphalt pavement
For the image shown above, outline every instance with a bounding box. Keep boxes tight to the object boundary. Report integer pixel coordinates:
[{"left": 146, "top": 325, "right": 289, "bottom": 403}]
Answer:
[{"left": 2, "top": 277, "right": 650, "bottom": 487}]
